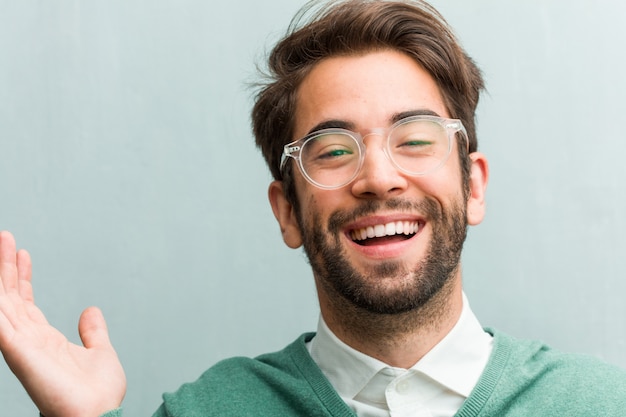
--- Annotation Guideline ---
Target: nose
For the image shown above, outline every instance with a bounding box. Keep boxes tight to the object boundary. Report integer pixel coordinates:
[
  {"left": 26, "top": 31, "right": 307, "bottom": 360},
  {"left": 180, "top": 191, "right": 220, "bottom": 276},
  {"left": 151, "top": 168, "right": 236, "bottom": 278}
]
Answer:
[{"left": 350, "top": 134, "right": 408, "bottom": 199}]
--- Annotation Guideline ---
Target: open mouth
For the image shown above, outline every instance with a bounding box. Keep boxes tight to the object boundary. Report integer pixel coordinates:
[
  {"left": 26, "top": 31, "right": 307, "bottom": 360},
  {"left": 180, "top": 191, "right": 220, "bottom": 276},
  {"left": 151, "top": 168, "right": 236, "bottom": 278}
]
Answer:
[{"left": 349, "top": 220, "right": 420, "bottom": 246}]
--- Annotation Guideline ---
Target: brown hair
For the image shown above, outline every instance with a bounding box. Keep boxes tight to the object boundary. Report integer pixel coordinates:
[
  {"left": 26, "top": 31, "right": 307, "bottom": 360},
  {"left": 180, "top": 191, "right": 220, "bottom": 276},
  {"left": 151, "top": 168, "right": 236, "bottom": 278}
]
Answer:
[{"left": 252, "top": 0, "right": 484, "bottom": 203}]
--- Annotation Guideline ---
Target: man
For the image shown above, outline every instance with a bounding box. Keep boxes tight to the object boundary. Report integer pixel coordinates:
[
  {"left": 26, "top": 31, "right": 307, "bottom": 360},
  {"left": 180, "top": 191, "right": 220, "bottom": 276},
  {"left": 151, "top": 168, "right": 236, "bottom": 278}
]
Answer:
[{"left": 0, "top": 1, "right": 625, "bottom": 416}]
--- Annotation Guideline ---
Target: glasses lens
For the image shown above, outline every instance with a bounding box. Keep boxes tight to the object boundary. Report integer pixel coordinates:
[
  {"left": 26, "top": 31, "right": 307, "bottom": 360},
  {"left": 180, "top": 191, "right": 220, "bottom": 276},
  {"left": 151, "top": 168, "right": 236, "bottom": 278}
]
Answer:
[
  {"left": 388, "top": 119, "right": 451, "bottom": 175},
  {"left": 300, "top": 132, "right": 361, "bottom": 188}
]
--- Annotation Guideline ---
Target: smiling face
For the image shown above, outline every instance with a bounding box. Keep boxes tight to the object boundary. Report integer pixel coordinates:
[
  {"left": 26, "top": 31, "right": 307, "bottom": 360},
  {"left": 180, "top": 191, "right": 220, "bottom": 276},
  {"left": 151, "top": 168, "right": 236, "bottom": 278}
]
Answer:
[{"left": 269, "top": 49, "right": 488, "bottom": 316}]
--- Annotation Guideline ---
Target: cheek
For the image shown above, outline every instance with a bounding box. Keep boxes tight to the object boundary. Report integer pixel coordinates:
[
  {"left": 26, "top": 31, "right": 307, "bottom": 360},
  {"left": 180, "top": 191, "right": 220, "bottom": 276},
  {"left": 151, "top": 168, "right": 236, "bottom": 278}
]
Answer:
[
  {"left": 410, "top": 165, "right": 467, "bottom": 206},
  {"left": 300, "top": 193, "right": 326, "bottom": 224},
  {"left": 297, "top": 189, "right": 350, "bottom": 235},
  {"left": 295, "top": 175, "right": 344, "bottom": 216},
  {"left": 293, "top": 181, "right": 320, "bottom": 227},
  {"left": 412, "top": 173, "right": 461, "bottom": 195}
]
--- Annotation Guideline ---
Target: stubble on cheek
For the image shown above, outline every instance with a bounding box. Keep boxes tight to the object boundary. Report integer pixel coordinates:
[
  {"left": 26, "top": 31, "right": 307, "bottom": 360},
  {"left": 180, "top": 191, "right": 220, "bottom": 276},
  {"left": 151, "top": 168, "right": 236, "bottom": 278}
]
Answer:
[{"left": 297, "top": 196, "right": 466, "bottom": 314}]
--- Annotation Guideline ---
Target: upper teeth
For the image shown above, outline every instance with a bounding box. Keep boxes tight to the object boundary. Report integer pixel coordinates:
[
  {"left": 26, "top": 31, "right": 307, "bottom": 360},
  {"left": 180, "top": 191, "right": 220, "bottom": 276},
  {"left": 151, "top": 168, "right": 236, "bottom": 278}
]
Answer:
[{"left": 351, "top": 221, "right": 419, "bottom": 241}]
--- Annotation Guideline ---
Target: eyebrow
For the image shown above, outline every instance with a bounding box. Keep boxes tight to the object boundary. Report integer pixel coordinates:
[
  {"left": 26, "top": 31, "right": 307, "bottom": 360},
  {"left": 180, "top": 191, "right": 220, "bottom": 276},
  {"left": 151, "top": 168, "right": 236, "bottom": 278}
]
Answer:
[
  {"left": 305, "top": 120, "right": 356, "bottom": 136},
  {"left": 304, "top": 108, "right": 442, "bottom": 136},
  {"left": 391, "top": 109, "right": 441, "bottom": 123}
]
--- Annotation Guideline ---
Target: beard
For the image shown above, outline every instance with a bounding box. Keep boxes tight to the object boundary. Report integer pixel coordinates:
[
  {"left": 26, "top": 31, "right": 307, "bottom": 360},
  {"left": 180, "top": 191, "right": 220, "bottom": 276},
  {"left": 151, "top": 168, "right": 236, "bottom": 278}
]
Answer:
[{"left": 297, "top": 196, "right": 468, "bottom": 315}]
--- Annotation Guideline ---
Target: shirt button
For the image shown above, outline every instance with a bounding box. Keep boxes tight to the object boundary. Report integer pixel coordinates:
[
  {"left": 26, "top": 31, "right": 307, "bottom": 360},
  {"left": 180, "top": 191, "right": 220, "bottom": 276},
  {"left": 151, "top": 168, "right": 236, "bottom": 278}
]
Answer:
[{"left": 396, "top": 380, "right": 410, "bottom": 394}]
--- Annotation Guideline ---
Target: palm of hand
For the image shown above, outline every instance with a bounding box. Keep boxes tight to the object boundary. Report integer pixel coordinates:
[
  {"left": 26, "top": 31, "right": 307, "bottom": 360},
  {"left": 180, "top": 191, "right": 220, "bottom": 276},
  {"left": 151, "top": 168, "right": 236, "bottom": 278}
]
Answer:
[{"left": 0, "top": 231, "right": 126, "bottom": 417}]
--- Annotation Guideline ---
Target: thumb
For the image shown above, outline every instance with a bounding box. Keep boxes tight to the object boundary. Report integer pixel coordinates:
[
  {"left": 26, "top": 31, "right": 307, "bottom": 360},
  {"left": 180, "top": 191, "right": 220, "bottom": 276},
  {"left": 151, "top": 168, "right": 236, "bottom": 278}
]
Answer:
[{"left": 78, "top": 306, "right": 113, "bottom": 349}]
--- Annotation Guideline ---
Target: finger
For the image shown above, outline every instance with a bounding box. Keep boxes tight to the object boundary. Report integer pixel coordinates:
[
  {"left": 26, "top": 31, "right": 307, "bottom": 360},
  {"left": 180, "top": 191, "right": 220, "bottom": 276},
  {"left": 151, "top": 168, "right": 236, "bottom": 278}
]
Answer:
[
  {"left": 16, "top": 249, "right": 34, "bottom": 303},
  {"left": 78, "top": 306, "right": 113, "bottom": 350},
  {"left": 0, "top": 231, "right": 19, "bottom": 294}
]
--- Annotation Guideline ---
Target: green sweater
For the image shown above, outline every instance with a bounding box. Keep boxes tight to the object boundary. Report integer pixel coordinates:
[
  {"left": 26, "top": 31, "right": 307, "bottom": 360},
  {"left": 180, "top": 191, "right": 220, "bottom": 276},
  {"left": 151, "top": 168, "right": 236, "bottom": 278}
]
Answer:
[{"left": 103, "top": 329, "right": 626, "bottom": 416}]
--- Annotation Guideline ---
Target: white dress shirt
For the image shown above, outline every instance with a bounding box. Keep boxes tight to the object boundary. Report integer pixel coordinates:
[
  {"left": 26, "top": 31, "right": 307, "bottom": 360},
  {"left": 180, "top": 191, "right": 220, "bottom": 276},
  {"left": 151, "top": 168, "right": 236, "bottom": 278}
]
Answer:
[{"left": 307, "top": 293, "right": 493, "bottom": 417}]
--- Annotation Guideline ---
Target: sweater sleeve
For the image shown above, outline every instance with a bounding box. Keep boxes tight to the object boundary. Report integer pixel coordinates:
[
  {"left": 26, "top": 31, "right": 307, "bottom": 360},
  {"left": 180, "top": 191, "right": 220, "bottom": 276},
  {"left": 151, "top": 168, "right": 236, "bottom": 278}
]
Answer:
[
  {"left": 99, "top": 406, "right": 168, "bottom": 417},
  {"left": 99, "top": 408, "right": 123, "bottom": 417},
  {"left": 40, "top": 399, "right": 170, "bottom": 417},
  {"left": 41, "top": 409, "right": 123, "bottom": 417}
]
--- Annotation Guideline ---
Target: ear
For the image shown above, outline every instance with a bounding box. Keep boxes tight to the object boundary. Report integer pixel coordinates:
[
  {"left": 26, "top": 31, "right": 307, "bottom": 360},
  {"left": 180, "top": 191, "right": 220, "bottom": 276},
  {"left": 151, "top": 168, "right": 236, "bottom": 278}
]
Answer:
[
  {"left": 466, "top": 152, "right": 489, "bottom": 226},
  {"left": 268, "top": 181, "right": 303, "bottom": 249}
]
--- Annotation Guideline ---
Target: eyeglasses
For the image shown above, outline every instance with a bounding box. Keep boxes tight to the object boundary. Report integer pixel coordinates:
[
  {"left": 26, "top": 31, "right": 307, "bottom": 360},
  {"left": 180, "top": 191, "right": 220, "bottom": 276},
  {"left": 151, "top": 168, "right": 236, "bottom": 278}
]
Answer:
[{"left": 280, "top": 115, "right": 468, "bottom": 190}]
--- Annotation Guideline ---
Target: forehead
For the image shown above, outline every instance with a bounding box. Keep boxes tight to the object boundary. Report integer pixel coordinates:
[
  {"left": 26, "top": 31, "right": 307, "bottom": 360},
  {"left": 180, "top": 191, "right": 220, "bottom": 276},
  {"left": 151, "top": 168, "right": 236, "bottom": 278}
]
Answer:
[{"left": 294, "top": 50, "right": 449, "bottom": 139}]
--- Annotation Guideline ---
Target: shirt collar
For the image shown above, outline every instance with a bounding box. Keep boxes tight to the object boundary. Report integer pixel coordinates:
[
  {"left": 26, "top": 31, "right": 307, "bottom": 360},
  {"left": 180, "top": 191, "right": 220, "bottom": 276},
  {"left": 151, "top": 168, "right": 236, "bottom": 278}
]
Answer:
[
  {"left": 412, "top": 292, "right": 493, "bottom": 396},
  {"left": 307, "top": 293, "right": 493, "bottom": 400}
]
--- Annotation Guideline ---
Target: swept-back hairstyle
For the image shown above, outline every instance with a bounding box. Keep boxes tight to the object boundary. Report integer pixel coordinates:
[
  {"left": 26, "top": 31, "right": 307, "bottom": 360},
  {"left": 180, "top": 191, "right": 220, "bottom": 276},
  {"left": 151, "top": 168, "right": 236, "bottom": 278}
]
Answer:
[{"left": 252, "top": 0, "right": 484, "bottom": 204}]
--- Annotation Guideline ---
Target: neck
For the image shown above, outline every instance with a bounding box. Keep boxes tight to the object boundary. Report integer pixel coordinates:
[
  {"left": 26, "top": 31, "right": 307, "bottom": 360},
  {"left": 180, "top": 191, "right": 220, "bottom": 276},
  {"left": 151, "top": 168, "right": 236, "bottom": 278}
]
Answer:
[{"left": 317, "top": 275, "right": 463, "bottom": 369}]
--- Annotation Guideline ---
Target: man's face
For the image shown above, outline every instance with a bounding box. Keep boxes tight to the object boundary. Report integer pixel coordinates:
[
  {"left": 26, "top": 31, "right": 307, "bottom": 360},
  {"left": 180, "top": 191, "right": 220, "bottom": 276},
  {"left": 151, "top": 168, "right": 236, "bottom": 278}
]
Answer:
[{"left": 271, "top": 50, "right": 486, "bottom": 314}]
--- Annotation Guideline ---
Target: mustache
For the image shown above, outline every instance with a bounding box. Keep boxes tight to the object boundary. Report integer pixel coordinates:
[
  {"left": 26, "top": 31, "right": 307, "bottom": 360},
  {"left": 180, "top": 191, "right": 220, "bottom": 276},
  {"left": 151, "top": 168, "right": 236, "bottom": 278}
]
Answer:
[{"left": 327, "top": 198, "right": 441, "bottom": 234}]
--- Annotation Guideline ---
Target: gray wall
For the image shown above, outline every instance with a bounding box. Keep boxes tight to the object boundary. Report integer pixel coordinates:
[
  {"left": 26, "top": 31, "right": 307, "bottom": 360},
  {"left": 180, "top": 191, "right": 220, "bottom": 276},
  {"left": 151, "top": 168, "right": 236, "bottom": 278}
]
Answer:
[{"left": 1, "top": 1, "right": 624, "bottom": 415}]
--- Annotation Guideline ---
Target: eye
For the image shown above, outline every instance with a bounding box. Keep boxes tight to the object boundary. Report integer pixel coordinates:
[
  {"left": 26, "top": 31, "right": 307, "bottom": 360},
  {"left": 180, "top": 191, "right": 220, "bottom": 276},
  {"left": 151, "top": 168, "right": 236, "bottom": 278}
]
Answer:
[
  {"left": 319, "top": 147, "right": 354, "bottom": 159},
  {"left": 303, "top": 134, "right": 358, "bottom": 164},
  {"left": 399, "top": 139, "right": 433, "bottom": 147},
  {"left": 396, "top": 136, "right": 435, "bottom": 150},
  {"left": 393, "top": 135, "right": 438, "bottom": 159}
]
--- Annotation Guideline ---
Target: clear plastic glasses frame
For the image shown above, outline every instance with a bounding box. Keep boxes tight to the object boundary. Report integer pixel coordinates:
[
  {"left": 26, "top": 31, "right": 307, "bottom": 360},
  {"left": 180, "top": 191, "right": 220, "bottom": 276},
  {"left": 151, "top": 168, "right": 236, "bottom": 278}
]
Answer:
[{"left": 280, "top": 115, "right": 469, "bottom": 190}]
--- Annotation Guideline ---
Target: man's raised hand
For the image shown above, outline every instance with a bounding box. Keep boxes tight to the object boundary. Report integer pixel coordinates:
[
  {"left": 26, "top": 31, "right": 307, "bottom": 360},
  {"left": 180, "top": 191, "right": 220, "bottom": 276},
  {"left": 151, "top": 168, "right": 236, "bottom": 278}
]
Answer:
[{"left": 0, "top": 231, "right": 126, "bottom": 417}]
